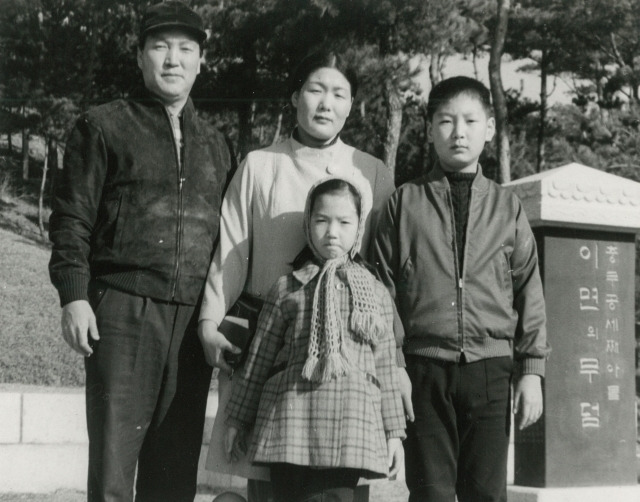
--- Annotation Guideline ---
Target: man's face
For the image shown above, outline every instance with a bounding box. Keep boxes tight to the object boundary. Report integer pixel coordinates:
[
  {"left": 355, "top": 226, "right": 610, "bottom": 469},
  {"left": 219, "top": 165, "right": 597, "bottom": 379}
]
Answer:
[{"left": 137, "top": 29, "right": 202, "bottom": 107}]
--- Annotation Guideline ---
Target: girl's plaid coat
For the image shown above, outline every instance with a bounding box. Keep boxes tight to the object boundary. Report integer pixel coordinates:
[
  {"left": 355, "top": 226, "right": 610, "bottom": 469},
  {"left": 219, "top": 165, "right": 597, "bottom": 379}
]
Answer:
[{"left": 225, "top": 261, "right": 406, "bottom": 478}]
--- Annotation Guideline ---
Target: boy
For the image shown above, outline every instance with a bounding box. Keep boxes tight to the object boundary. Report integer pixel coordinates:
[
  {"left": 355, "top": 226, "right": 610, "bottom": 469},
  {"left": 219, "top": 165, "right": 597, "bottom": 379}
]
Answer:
[{"left": 372, "top": 76, "right": 550, "bottom": 502}]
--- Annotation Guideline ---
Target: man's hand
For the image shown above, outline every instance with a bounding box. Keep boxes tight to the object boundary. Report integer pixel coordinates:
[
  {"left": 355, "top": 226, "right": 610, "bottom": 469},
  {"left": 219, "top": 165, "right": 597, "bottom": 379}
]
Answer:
[
  {"left": 514, "top": 374, "right": 543, "bottom": 430},
  {"left": 387, "top": 437, "right": 404, "bottom": 478},
  {"left": 398, "top": 367, "right": 414, "bottom": 422},
  {"left": 198, "top": 319, "right": 241, "bottom": 373},
  {"left": 61, "top": 300, "right": 99, "bottom": 357}
]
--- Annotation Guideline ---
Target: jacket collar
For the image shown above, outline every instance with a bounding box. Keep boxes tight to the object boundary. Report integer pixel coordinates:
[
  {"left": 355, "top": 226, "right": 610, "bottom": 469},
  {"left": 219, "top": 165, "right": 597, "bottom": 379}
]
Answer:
[
  {"left": 129, "top": 85, "right": 196, "bottom": 121},
  {"left": 425, "top": 160, "right": 490, "bottom": 193}
]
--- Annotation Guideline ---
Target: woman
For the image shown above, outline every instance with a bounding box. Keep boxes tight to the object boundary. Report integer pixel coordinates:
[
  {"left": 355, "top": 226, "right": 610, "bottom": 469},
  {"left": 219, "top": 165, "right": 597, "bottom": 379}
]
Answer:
[{"left": 199, "top": 50, "right": 402, "bottom": 501}]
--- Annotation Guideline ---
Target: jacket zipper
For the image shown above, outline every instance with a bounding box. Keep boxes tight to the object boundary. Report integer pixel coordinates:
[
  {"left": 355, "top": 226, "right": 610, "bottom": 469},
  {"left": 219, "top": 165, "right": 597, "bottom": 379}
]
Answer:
[
  {"left": 164, "top": 108, "right": 184, "bottom": 301},
  {"left": 458, "top": 184, "right": 475, "bottom": 358},
  {"left": 445, "top": 188, "right": 465, "bottom": 357}
]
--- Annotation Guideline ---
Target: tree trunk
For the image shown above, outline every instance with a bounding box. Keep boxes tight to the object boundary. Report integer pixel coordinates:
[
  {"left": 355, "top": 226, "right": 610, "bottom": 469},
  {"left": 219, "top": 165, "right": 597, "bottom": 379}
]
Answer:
[
  {"left": 419, "top": 106, "right": 428, "bottom": 172},
  {"left": 429, "top": 50, "right": 441, "bottom": 86},
  {"left": 271, "top": 110, "right": 283, "bottom": 145},
  {"left": 38, "top": 138, "right": 49, "bottom": 241},
  {"left": 420, "top": 104, "right": 436, "bottom": 174},
  {"left": 537, "top": 57, "right": 548, "bottom": 172},
  {"left": 383, "top": 78, "right": 402, "bottom": 178},
  {"left": 472, "top": 45, "right": 480, "bottom": 80},
  {"left": 7, "top": 131, "right": 13, "bottom": 154},
  {"left": 237, "top": 46, "right": 258, "bottom": 159},
  {"left": 237, "top": 100, "right": 254, "bottom": 160},
  {"left": 595, "top": 59, "right": 604, "bottom": 102},
  {"left": 22, "top": 128, "right": 29, "bottom": 181},
  {"left": 489, "top": 0, "right": 511, "bottom": 184}
]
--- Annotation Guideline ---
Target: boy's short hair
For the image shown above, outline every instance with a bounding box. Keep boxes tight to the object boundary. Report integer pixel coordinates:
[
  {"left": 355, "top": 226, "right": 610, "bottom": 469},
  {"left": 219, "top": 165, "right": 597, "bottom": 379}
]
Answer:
[{"left": 426, "top": 76, "right": 493, "bottom": 121}]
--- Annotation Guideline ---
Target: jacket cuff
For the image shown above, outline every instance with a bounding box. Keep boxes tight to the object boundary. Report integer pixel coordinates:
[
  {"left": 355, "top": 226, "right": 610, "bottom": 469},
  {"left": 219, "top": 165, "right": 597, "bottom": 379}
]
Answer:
[
  {"left": 385, "top": 429, "right": 407, "bottom": 440},
  {"left": 519, "top": 357, "right": 545, "bottom": 378},
  {"left": 396, "top": 347, "right": 406, "bottom": 368},
  {"left": 55, "top": 274, "right": 90, "bottom": 307}
]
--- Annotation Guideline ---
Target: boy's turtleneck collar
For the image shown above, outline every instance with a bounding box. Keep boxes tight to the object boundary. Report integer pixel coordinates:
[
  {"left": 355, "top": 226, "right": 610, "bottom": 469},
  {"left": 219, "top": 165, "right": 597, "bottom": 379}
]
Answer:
[{"left": 445, "top": 170, "right": 477, "bottom": 182}]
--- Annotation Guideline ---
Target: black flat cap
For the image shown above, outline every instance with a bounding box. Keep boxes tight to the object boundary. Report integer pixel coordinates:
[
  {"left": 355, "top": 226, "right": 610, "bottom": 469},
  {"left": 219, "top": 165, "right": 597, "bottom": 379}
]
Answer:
[{"left": 140, "top": 1, "right": 207, "bottom": 44}]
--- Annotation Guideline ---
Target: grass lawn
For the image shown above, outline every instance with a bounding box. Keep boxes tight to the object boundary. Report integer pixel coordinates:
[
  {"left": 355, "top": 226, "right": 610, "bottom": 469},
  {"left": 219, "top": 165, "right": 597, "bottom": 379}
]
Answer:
[
  {"left": 0, "top": 149, "right": 84, "bottom": 385},
  {"left": 0, "top": 225, "right": 84, "bottom": 386}
]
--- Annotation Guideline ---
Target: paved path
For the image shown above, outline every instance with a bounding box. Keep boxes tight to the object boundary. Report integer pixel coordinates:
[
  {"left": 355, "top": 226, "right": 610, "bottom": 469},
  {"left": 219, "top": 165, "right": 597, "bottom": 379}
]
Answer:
[{"left": 0, "top": 479, "right": 409, "bottom": 502}]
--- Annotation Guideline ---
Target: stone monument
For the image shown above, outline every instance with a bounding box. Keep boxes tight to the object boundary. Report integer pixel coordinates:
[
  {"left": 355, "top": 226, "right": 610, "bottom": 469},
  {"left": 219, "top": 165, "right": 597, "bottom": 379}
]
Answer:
[{"left": 505, "top": 163, "right": 640, "bottom": 501}]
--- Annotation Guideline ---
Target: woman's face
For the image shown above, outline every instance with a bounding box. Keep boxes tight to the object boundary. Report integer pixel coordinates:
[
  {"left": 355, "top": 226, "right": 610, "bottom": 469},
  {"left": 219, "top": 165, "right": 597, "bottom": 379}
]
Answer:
[{"left": 292, "top": 67, "right": 353, "bottom": 147}]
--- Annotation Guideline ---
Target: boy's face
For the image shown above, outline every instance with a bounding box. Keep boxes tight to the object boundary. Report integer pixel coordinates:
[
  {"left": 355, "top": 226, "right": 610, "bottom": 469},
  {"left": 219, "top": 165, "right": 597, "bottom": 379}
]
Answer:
[{"left": 428, "top": 93, "right": 495, "bottom": 173}]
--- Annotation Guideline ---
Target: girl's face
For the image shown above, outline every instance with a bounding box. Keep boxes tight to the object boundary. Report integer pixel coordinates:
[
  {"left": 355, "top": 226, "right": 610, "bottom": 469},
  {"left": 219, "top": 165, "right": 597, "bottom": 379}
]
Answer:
[
  {"left": 291, "top": 67, "right": 353, "bottom": 147},
  {"left": 309, "top": 191, "right": 359, "bottom": 260}
]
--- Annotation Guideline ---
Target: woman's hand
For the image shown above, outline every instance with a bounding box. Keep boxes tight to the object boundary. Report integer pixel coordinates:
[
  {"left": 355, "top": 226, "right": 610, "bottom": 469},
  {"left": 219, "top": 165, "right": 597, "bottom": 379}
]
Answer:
[
  {"left": 224, "top": 425, "right": 248, "bottom": 463},
  {"left": 224, "top": 426, "right": 238, "bottom": 462},
  {"left": 198, "top": 319, "right": 241, "bottom": 373},
  {"left": 387, "top": 437, "right": 404, "bottom": 479}
]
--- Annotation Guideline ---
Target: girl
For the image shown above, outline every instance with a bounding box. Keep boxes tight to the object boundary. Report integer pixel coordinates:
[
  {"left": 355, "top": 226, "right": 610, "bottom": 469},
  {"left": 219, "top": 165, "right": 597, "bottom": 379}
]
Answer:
[{"left": 224, "top": 178, "right": 405, "bottom": 502}]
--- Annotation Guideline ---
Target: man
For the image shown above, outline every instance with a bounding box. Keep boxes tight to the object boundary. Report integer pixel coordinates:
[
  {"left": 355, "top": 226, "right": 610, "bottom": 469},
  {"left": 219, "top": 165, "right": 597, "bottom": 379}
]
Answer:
[{"left": 48, "top": 2, "right": 236, "bottom": 501}]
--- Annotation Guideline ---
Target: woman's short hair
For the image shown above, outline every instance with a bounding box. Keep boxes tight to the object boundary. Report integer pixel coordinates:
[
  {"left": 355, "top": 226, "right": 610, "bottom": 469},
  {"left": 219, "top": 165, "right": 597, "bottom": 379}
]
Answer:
[{"left": 288, "top": 50, "right": 358, "bottom": 98}]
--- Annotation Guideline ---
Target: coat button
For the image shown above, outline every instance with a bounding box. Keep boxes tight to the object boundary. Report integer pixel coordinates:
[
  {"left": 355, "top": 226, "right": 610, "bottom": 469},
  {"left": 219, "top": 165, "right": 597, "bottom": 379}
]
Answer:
[{"left": 326, "top": 165, "right": 336, "bottom": 174}]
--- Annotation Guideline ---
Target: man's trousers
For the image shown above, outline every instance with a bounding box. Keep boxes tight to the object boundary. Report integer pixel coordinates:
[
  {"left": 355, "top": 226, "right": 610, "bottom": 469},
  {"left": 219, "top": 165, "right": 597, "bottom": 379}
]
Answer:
[
  {"left": 85, "top": 283, "right": 213, "bottom": 502},
  {"left": 404, "top": 355, "right": 512, "bottom": 502}
]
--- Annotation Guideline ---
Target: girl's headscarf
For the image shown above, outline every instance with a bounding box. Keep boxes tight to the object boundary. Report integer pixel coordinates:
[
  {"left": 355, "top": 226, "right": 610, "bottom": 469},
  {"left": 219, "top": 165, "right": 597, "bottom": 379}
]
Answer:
[{"left": 300, "top": 176, "right": 386, "bottom": 383}]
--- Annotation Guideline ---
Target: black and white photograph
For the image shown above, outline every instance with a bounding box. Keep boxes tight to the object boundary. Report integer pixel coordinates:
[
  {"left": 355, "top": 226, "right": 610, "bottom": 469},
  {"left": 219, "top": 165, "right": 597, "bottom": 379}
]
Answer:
[{"left": 0, "top": 1, "right": 639, "bottom": 501}]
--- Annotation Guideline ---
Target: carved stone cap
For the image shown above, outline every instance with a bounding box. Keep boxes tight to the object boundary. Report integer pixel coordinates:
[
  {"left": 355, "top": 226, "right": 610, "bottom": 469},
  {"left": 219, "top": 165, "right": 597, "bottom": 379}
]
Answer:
[{"left": 504, "top": 163, "right": 640, "bottom": 232}]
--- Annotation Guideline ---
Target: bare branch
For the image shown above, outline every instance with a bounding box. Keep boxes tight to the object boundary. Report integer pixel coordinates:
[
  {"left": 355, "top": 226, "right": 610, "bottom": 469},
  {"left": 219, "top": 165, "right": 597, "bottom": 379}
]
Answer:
[{"left": 609, "top": 32, "right": 626, "bottom": 67}]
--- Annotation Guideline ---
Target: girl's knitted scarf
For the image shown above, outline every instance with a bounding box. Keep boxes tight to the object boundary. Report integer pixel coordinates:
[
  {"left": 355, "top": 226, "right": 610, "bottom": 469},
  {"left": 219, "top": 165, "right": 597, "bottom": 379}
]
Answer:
[{"left": 300, "top": 177, "right": 387, "bottom": 383}]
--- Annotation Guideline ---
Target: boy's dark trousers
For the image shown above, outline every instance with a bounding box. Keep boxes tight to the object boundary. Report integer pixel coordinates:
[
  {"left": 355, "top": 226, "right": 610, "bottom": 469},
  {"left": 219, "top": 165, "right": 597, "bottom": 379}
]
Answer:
[
  {"left": 404, "top": 355, "right": 512, "bottom": 502},
  {"left": 84, "top": 285, "right": 213, "bottom": 502}
]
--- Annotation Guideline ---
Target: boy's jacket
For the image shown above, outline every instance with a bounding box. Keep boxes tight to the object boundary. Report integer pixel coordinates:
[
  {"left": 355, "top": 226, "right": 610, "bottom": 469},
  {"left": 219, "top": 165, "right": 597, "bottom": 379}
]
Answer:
[
  {"left": 49, "top": 87, "right": 236, "bottom": 306},
  {"left": 373, "top": 164, "right": 550, "bottom": 376}
]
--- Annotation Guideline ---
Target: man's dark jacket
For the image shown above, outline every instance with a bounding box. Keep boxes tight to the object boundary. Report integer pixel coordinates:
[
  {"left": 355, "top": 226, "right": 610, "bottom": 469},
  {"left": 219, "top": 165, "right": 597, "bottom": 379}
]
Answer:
[{"left": 49, "top": 88, "right": 236, "bottom": 306}]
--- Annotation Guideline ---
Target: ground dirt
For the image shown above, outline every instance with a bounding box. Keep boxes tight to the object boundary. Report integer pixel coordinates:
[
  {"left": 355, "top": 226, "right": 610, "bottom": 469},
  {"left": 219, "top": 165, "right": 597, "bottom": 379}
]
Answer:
[{"left": 0, "top": 479, "right": 409, "bottom": 502}]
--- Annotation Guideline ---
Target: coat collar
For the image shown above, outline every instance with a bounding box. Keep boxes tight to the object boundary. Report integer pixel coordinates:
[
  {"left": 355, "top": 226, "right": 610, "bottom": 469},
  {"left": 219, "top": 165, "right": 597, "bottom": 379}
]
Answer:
[
  {"left": 292, "top": 260, "right": 322, "bottom": 286},
  {"left": 425, "top": 160, "right": 490, "bottom": 193},
  {"left": 129, "top": 85, "right": 196, "bottom": 121}
]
